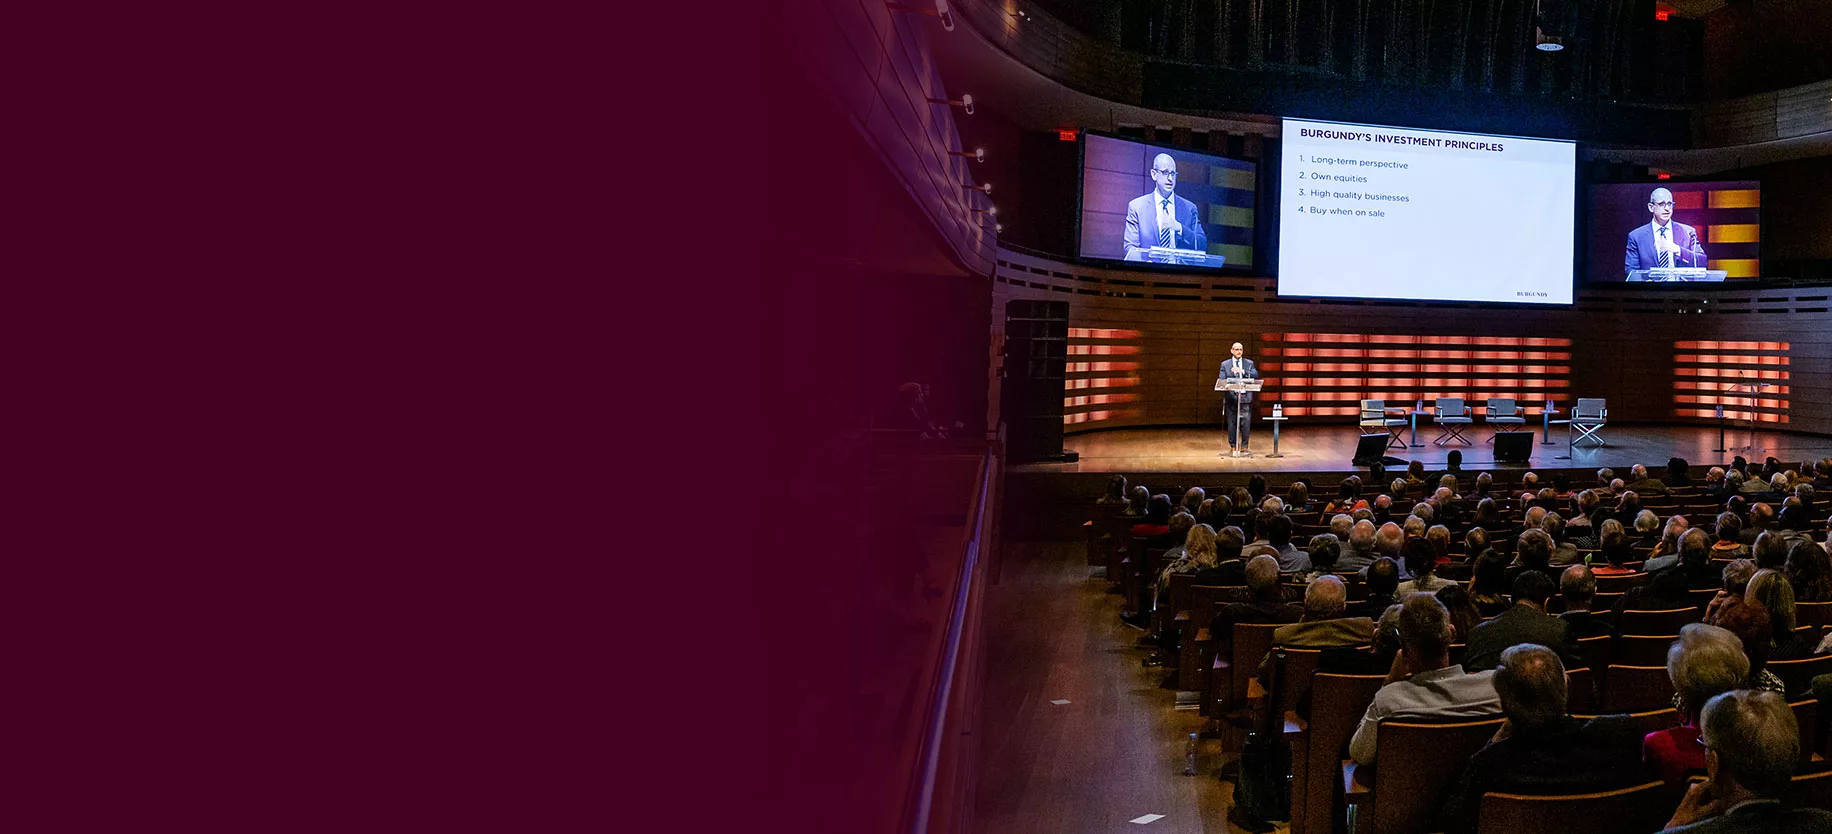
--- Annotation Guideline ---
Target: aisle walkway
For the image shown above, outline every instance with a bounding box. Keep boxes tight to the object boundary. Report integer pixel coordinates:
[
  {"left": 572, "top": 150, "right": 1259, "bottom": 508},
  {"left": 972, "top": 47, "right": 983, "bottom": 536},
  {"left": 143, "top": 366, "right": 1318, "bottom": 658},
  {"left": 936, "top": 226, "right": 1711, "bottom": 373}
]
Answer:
[{"left": 974, "top": 541, "right": 1276, "bottom": 833}]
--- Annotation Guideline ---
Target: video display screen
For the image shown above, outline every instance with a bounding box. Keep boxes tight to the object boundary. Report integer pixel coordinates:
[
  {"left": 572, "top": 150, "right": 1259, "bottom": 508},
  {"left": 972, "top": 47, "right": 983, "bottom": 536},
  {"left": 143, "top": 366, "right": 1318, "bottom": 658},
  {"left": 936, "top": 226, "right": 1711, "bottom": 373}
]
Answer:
[
  {"left": 1587, "top": 181, "right": 1760, "bottom": 283},
  {"left": 1277, "top": 117, "right": 1576, "bottom": 305},
  {"left": 1077, "top": 133, "right": 1257, "bottom": 270}
]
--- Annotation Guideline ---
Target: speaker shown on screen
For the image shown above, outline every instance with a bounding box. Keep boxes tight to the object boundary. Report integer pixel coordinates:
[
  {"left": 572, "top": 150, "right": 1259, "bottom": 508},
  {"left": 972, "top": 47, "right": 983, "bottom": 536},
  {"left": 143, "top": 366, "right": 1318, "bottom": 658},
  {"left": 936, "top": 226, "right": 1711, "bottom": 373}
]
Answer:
[{"left": 1495, "top": 432, "right": 1534, "bottom": 463}]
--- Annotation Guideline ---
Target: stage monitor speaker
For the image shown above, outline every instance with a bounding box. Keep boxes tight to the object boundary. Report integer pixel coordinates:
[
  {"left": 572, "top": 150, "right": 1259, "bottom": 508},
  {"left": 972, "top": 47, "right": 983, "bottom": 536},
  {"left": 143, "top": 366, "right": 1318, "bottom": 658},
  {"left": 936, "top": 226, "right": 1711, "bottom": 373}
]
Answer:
[
  {"left": 1495, "top": 432, "right": 1534, "bottom": 463},
  {"left": 1351, "top": 433, "right": 1389, "bottom": 466}
]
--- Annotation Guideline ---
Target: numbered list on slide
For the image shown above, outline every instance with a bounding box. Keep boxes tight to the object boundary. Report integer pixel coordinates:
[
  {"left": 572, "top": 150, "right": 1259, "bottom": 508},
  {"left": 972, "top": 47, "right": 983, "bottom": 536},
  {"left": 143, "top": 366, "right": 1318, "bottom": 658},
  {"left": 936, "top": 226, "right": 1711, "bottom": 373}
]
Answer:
[{"left": 1277, "top": 119, "right": 1575, "bottom": 304}]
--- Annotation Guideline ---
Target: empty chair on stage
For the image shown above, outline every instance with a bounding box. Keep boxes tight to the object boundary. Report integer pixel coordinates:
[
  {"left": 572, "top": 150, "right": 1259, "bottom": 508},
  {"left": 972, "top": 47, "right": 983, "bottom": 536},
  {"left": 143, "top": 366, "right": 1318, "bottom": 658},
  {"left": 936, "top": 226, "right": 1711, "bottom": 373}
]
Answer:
[
  {"left": 1484, "top": 398, "right": 1527, "bottom": 442},
  {"left": 1433, "top": 397, "right": 1474, "bottom": 446},
  {"left": 1360, "top": 399, "right": 1407, "bottom": 450},
  {"left": 1569, "top": 398, "right": 1608, "bottom": 447}
]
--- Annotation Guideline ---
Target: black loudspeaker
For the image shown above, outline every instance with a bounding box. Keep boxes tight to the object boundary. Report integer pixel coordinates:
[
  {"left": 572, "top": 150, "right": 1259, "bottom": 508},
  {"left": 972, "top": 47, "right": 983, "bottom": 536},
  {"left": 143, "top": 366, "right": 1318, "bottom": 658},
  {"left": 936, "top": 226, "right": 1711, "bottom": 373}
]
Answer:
[
  {"left": 1002, "top": 299, "right": 1073, "bottom": 462},
  {"left": 1495, "top": 432, "right": 1534, "bottom": 463},
  {"left": 1352, "top": 434, "right": 1389, "bottom": 466}
]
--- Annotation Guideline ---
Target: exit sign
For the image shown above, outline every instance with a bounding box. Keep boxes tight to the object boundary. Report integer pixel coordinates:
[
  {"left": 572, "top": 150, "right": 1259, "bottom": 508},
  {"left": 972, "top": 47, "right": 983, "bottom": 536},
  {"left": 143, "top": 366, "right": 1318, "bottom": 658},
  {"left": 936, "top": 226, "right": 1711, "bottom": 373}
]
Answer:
[
  {"left": 1655, "top": 9, "right": 1670, "bottom": 20},
  {"left": 1058, "top": 129, "right": 1078, "bottom": 141}
]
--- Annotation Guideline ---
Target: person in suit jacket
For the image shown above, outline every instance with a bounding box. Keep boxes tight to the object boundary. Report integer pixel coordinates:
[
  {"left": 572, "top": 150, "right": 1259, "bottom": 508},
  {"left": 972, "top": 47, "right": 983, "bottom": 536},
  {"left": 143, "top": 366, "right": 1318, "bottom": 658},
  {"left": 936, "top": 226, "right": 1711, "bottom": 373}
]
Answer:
[
  {"left": 1218, "top": 341, "right": 1259, "bottom": 453},
  {"left": 1662, "top": 690, "right": 1832, "bottom": 832},
  {"left": 1439, "top": 645, "right": 1648, "bottom": 834},
  {"left": 1557, "top": 564, "right": 1616, "bottom": 640},
  {"left": 1463, "top": 570, "right": 1578, "bottom": 672},
  {"left": 1269, "top": 575, "right": 1376, "bottom": 648},
  {"left": 1624, "top": 187, "right": 1707, "bottom": 279},
  {"left": 1123, "top": 153, "right": 1208, "bottom": 261}
]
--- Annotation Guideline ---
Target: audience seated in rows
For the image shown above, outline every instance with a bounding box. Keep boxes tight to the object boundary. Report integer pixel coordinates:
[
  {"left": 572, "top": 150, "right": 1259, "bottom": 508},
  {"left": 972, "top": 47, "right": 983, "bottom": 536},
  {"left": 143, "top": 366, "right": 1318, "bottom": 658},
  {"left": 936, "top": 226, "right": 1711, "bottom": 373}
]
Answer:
[
  {"left": 1558, "top": 564, "right": 1615, "bottom": 639},
  {"left": 1213, "top": 555, "right": 1301, "bottom": 633},
  {"left": 1318, "top": 603, "right": 1405, "bottom": 676},
  {"left": 1339, "top": 520, "right": 1377, "bottom": 573},
  {"left": 1662, "top": 690, "right": 1832, "bottom": 833},
  {"left": 1704, "top": 559, "right": 1758, "bottom": 626},
  {"left": 1469, "top": 550, "right": 1513, "bottom": 618},
  {"left": 1437, "top": 584, "right": 1484, "bottom": 644},
  {"left": 1349, "top": 594, "right": 1500, "bottom": 765},
  {"left": 1787, "top": 538, "right": 1832, "bottom": 602},
  {"left": 1348, "top": 557, "right": 1399, "bottom": 619},
  {"left": 1714, "top": 602, "right": 1786, "bottom": 694},
  {"left": 1439, "top": 644, "right": 1646, "bottom": 834},
  {"left": 1647, "top": 624, "right": 1750, "bottom": 785},
  {"left": 1396, "top": 538, "right": 1452, "bottom": 595},
  {"left": 1270, "top": 575, "right": 1374, "bottom": 650},
  {"left": 1464, "top": 570, "right": 1578, "bottom": 672},
  {"left": 1747, "top": 569, "right": 1813, "bottom": 661}
]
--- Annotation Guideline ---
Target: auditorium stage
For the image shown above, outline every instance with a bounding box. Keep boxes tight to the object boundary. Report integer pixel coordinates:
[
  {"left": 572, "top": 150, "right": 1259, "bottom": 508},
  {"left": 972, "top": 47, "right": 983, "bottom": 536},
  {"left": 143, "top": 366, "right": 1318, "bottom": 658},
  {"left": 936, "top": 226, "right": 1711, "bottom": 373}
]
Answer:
[{"left": 1010, "top": 423, "right": 1827, "bottom": 475}]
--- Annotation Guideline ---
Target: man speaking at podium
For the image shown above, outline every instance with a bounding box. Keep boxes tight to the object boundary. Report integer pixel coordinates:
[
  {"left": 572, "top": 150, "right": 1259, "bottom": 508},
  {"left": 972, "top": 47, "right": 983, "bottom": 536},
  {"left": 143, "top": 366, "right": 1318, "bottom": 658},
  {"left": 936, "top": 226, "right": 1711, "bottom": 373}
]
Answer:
[
  {"left": 1123, "top": 153, "right": 1207, "bottom": 262},
  {"left": 1219, "top": 341, "right": 1259, "bottom": 456},
  {"left": 1624, "top": 187, "right": 1706, "bottom": 278}
]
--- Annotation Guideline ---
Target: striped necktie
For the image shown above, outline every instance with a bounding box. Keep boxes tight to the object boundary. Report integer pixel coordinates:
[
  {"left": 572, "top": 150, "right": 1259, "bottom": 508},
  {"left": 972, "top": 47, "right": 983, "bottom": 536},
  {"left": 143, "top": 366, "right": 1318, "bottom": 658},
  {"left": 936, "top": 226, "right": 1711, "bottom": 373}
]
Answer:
[
  {"left": 1158, "top": 198, "right": 1172, "bottom": 247},
  {"left": 1658, "top": 226, "right": 1671, "bottom": 268}
]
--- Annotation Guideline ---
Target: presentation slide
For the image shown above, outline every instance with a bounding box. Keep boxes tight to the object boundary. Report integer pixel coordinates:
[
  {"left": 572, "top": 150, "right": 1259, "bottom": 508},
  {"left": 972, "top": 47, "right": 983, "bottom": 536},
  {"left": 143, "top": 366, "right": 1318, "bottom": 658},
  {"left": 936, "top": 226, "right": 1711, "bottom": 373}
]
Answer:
[
  {"left": 1277, "top": 118, "right": 1576, "bottom": 305},
  {"left": 1078, "top": 134, "right": 1256, "bottom": 270},
  {"left": 1587, "top": 181, "right": 1759, "bottom": 283}
]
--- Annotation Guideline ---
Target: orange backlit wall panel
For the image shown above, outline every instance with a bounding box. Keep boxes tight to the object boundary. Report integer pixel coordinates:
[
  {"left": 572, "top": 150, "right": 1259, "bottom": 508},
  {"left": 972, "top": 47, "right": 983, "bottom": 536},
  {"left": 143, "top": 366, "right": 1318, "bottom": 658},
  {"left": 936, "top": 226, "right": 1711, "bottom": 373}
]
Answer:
[
  {"left": 1259, "top": 333, "right": 1575, "bottom": 422},
  {"left": 1672, "top": 341, "right": 1790, "bottom": 424},
  {"left": 1065, "top": 329, "right": 1144, "bottom": 428}
]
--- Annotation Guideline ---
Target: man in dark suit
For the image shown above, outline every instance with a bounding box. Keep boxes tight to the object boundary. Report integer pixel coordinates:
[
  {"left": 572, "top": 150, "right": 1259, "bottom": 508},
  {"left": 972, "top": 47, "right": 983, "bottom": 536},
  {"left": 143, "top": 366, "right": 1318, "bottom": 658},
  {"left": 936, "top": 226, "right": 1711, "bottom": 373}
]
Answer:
[
  {"left": 1557, "top": 564, "right": 1615, "bottom": 640},
  {"left": 1624, "top": 187, "right": 1707, "bottom": 279},
  {"left": 1218, "top": 341, "right": 1260, "bottom": 455},
  {"left": 1123, "top": 153, "right": 1208, "bottom": 261},
  {"left": 1347, "top": 557, "right": 1399, "bottom": 619},
  {"left": 1463, "top": 570, "right": 1578, "bottom": 672},
  {"left": 1439, "top": 645, "right": 1646, "bottom": 834},
  {"left": 1623, "top": 463, "right": 1670, "bottom": 496},
  {"left": 1214, "top": 555, "right": 1301, "bottom": 631},
  {"left": 1663, "top": 690, "right": 1832, "bottom": 832}
]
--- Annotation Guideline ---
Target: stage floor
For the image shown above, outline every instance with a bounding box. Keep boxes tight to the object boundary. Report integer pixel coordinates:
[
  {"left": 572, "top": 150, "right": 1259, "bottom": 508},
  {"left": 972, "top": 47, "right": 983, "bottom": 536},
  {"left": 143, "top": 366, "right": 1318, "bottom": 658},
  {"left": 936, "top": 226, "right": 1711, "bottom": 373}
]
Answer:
[{"left": 1012, "top": 423, "right": 1825, "bottom": 475}]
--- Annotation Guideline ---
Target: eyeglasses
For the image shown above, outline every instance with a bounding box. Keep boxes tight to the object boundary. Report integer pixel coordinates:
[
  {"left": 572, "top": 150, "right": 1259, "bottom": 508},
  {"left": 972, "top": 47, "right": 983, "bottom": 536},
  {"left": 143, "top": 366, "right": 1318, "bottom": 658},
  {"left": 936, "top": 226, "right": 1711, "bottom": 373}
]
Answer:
[
  {"left": 1152, "top": 169, "right": 1178, "bottom": 178},
  {"left": 1650, "top": 201, "right": 1675, "bottom": 208}
]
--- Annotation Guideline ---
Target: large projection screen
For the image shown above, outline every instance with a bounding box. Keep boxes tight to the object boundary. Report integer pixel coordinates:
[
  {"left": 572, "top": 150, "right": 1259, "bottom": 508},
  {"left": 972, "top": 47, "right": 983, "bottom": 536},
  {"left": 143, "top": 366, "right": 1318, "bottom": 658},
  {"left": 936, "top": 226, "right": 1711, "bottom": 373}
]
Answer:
[{"left": 1277, "top": 117, "right": 1576, "bottom": 305}]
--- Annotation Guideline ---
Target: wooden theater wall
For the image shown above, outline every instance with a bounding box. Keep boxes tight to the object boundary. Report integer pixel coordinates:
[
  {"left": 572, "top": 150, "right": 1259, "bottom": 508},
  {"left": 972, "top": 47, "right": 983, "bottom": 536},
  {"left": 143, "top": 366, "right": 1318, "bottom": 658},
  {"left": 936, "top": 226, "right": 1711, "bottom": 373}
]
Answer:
[{"left": 989, "top": 247, "right": 1832, "bottom": 437}]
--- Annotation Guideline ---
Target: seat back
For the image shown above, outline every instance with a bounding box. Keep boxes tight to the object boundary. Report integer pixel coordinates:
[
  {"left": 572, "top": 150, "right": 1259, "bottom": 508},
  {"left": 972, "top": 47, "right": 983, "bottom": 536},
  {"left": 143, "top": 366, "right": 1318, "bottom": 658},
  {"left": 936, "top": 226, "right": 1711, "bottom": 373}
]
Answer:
[
  {"left": 1619, "top": 608, "right": 1697, "bottom": 637},
  {"left": 1229, "top": 623, "right": 1285, "bottom": 709},
  {"left": 1602, "top": 664, "right": 1677, "bottom": 713},
  {"left": 1303, "top": 673, "right": 1387, "bottom": 834},
  {"left": 1371, "top": 717, "right": 1507, "bottom": 834},
  {"left": 1574, "top": 634, "right": 1613, "bottom": 673},
  {"left": 1793, "top": 698, "right": 1820, "bottom": 765},
  {"left": 1594, "top": 572, "right": 1650, "bottom": 594},
  {"left": 1566, "top": 666, "right": 1598, "bottom": 714},
  {"left": 1572, "top": 707, "right": 1681, "bottom": 740},
  {"left": 1360, "top": 400, "right": 1386, "bottom": 426},
  {"left": 1613, "top": 634, "right": 1680, "bottom": 667},
  {"left": 1574, "top": 397, "right": 1606, "bottom": 421},
  {"left": 1797, "top": 601, "right": 1832, "bottom": 630},
  {"left": 1769, "top": 654, "right": 1832, "bottom": 700},
  {"left": 1786, "top": 765, "right": 1832, "bottom": 811},
  {"left": 1271, "top": 647, "right": 1326, "bottom": 721},
  {"left": 1487, "top": 398, "right": 1518, "bottom": 417},
  {"left": 1437, "top": 397, "right": 1467, "bottom": 418},
  {"left": 1477, "top": 780, "right": 1676, "bottom": 834}
]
